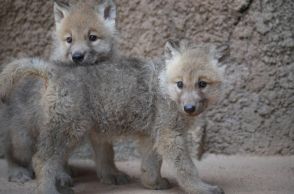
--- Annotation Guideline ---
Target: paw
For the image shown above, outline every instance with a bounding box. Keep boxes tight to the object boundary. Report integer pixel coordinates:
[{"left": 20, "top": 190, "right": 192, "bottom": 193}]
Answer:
[
  {"left": 153, "top": 177, "right": 171, "bottom": 190},
  {"left": 207, "top": 185, "right": 224, "bottom": 194},
  {"left": 196, "top": 183, "right": 224, "bottom": 194},
  {"left": 57, "top": 186, "right": 75, "bottom": 194},
  {"left": 99, "top": 170, "right": 130, "bottom": 185},
  {"left": 183, "top": 181, "right": 224, "bottom": 194},
  {"left": 8, "top": 167, "right": 33, "bottom": 183},
  {"left": 56, "top": 171, "right": 73, "bottom": 187},
  {"left": 142, "top": 177, "right": 171, "bottom": 190},
  {"left": 42, "top": 186, "right": 73, "bottom": 194}
]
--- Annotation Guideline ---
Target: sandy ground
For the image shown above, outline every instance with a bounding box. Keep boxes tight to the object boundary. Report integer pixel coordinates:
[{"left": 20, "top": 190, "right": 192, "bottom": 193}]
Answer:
[{"left": 0, "top": 155, "right": 293, "bottom": 194}]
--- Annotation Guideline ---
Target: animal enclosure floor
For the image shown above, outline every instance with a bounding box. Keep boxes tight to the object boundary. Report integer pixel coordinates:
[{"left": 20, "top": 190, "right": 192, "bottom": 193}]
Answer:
[{"left": 0, "top": 155, "right": 293, "bottom": 194}]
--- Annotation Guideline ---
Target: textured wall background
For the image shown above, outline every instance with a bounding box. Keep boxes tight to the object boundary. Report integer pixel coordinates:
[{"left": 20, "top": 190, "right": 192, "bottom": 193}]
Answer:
[{"left": 0, "top": 0, "right": 293, "bottom": 158}]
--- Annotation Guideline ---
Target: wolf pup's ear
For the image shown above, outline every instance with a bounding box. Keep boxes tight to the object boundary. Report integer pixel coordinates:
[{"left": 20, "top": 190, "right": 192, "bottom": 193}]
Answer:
[
  {"left": 165, "top": 39, "right": 180, "bottom": 62},
  {"left": 211, "top": 43, "right": 230, "bottom": 63},
  {"left": 97, "top": 0, "right": 116, "bottom": 33},
  {"left": 54, "top": 0, "right": 70, "bottom": 29}
]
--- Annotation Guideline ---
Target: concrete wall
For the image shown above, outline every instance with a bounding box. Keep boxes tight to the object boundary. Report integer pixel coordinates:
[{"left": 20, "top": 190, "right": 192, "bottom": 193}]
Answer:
[{"left": 0, "top": 0, "right": 293, "bottom": 158}]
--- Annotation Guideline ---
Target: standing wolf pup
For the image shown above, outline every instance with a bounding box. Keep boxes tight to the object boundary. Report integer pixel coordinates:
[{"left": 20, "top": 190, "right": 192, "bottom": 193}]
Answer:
[
  {"left": 0, "top": 38, "right": 225, "bottom": 194},
  {"left": 49, "top": 0, "right": 132, "bottom": 186},
  {"left": 0, "top": 0, "right": 130, "bottom": 188}
]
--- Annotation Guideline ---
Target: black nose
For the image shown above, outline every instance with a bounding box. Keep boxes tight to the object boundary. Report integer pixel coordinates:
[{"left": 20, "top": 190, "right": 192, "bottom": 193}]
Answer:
[
  {"left": 72, "top": 52, "right": 84, "bottom": 63},
  {"left": 184, "top": 104, "right": 196, "bottom": 113}
]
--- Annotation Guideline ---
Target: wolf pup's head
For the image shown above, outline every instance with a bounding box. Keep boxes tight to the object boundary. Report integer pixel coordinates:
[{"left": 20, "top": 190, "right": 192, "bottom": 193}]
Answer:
[
  {"left": 162, "top": 40, "right": 224, "bottom": 116},
  {"left": 51, "top": 0, "right": 117, "bottom": 64}
]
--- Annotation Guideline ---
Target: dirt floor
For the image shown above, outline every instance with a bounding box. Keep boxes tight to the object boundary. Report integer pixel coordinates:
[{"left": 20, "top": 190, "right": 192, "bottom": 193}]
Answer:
[{"left": 0, "top": 155, "right": 293, "bottom": 194}]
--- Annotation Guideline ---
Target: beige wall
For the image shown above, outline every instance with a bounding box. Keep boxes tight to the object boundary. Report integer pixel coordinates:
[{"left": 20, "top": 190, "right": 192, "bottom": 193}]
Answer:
[{"left": 0, "top": 0, "right": 293, "bottom": 157}]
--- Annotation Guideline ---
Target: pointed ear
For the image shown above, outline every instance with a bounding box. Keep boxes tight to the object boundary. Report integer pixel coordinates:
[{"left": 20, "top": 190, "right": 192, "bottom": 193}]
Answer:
[
  {"left": 165, "top": 39, "right": 180, "bottom": 62},
  {"left": 97, "top": 0, "right": 116, "bottom": 32},
  {"left": 54, "top": 0, "right": 70, "bottom": 28},
  {"left": 211, "top": 43, "right": 230, "bottom": 63}
]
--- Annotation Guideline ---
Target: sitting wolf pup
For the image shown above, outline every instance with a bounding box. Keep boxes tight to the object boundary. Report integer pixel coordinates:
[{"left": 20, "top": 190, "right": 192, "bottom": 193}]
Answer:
[{"left": 0, "top": 39, "right": 225, "bottom": 194}]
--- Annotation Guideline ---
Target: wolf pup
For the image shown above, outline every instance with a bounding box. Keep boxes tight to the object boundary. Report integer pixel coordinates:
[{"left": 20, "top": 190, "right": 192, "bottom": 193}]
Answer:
[
  {"left": 0, "top": 0, "right": 128, "bottom": 188},
  {"left": 0, "top": 39, "right": 225, "bottom": 194},
  {"left": 50, "top": 0, "right": 129, "bottom": 185},
  {"left": 51, "top": 0, "right": 117, "bottom": 64}
]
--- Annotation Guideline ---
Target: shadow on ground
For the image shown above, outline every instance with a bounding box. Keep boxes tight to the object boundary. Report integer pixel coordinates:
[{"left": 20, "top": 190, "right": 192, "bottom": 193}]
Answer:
[{"left": 0, "top": 155, "right": 293, "bottom": 194}]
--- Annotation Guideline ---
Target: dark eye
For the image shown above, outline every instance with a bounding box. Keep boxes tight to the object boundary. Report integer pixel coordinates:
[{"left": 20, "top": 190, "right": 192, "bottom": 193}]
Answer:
[
  {"left": 176, "top": 81, "right": 184, "bottom": 89},
  {"left": 89, "top": 35, "right": 97, "bottom": 42},
  {"left": 66, "top": 37, "right": 72, "bottom": 44},
  {"left": 198, "top": 80, "right": 207, "bottom": 88}
]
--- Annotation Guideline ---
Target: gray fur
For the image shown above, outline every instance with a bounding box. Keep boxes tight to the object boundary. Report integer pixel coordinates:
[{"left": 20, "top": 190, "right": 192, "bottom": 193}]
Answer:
[
  {"left": 0, "top": 42, "right": 224, "bottom": 194},
  {"left": 0, "top": 58, "right": 75, "bottom": 188},
  {"left": 49, "top": 0, "right": 126, "bottom": 186},
  {"left": 0, "top": 0, "right": 124, "bottom": 187},
  {"left": 0, "top": 2, "right": 223, "bottom": 193}
]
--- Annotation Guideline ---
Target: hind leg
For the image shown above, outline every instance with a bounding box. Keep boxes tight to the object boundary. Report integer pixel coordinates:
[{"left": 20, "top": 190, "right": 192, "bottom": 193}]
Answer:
[
  {"left": 89, "top": 130, "right": 130, "bottom": 185},
  {"left": 7, "top": 133, "right": 72, "bottom": 188},
  {"left": 6, "top": 127, "right": 34, "bottom": 183},
  {"left": 139, "top": 137, "right": 171, "bottom": 190}
]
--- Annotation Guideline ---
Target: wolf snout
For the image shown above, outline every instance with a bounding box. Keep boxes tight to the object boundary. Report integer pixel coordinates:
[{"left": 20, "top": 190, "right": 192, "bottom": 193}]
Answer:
[
  {"left": 72, "top": 52, "right": 85, "bottom": 63},
  {"left": 184, "top": 104, "right": 196, "bottom": 114}
]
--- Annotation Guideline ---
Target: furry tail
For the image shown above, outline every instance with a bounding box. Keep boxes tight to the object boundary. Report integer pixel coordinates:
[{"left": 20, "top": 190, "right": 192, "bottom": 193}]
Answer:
[{"left": 0, "top": 58, "right": 50, "bottom": 102}]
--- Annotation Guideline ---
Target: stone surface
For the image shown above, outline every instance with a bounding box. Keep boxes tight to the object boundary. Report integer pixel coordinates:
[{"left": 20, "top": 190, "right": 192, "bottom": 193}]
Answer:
[{"left": 0, "top": 0, "right": 293, "bottom": 157}]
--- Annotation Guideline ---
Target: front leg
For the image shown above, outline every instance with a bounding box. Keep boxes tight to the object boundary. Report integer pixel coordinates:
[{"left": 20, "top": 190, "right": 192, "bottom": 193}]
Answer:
[
  {"left": 156, "top": 128, "right": 224, "bottom": 194},
  {"left": 139, "top": 136, "right": 171, "bottom": 190},
  {"left": 89, "top": 130, "right": 130, "bottom": 185}
]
